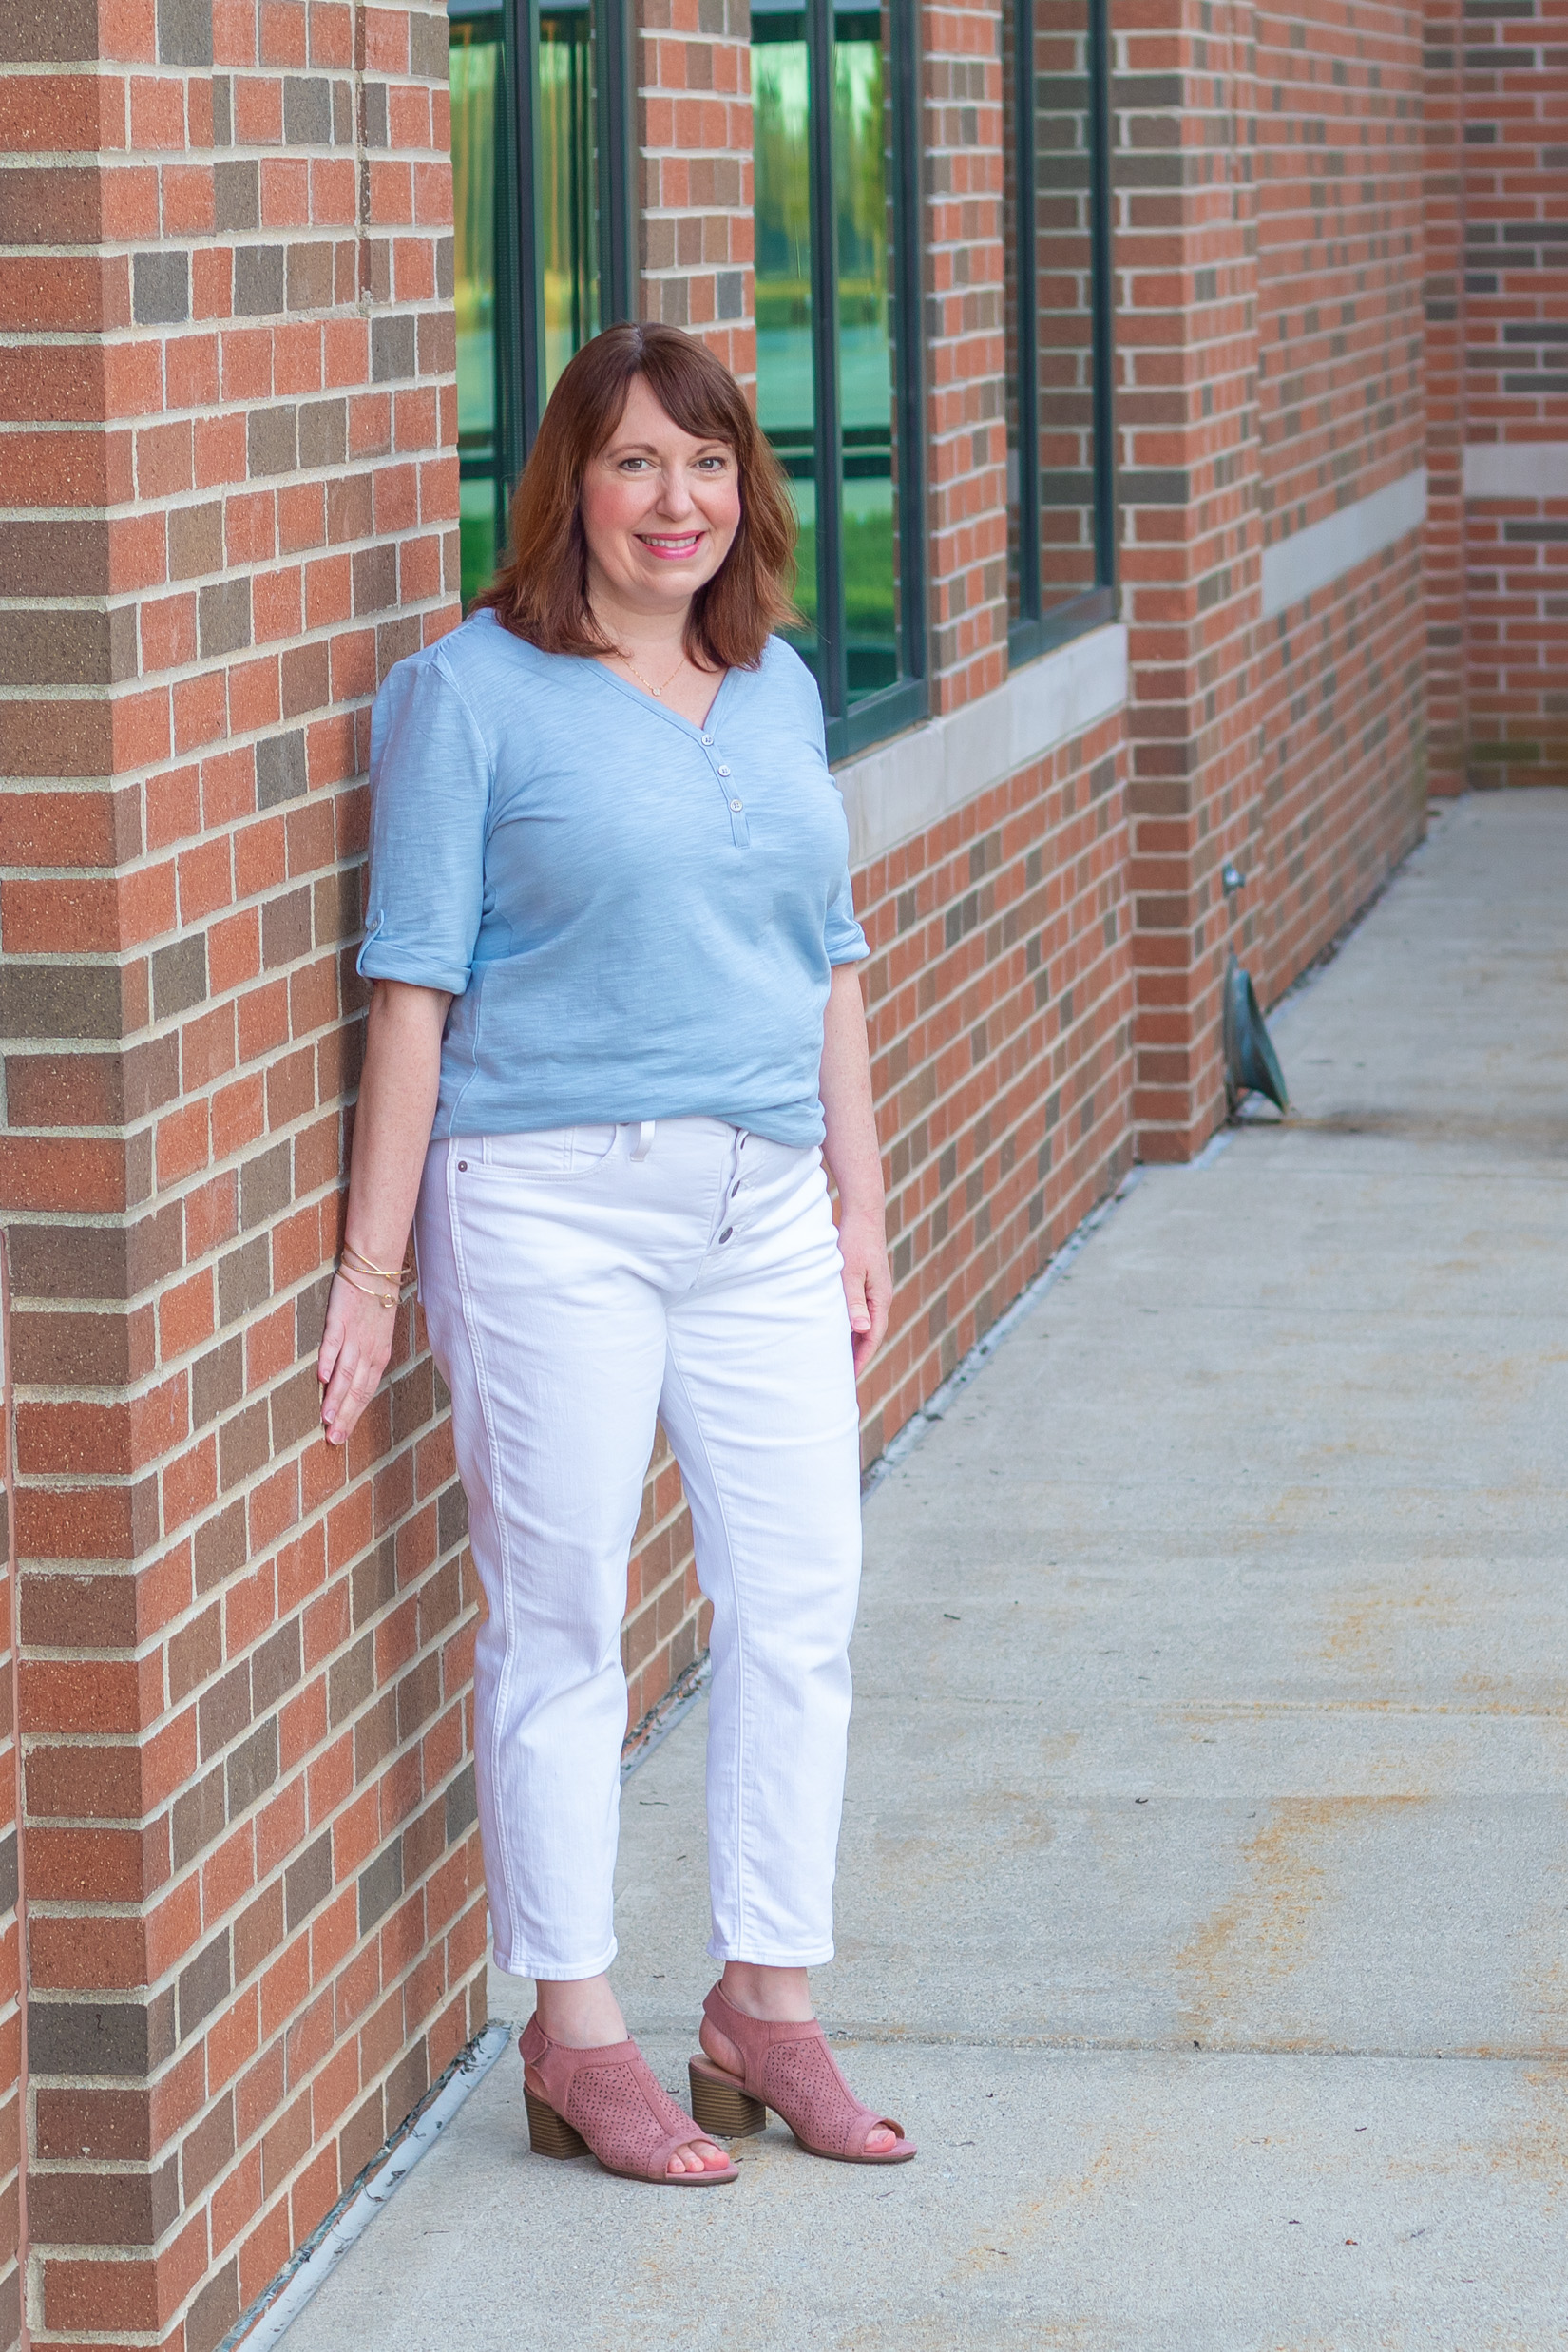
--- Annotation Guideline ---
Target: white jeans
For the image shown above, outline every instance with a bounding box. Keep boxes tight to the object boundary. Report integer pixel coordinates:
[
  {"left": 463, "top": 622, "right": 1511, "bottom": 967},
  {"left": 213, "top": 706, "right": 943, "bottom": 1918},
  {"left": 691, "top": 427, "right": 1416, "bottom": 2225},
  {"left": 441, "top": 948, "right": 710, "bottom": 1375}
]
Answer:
[{"left": 413, "top": 1117, "right": 864, "bottom": 1979}]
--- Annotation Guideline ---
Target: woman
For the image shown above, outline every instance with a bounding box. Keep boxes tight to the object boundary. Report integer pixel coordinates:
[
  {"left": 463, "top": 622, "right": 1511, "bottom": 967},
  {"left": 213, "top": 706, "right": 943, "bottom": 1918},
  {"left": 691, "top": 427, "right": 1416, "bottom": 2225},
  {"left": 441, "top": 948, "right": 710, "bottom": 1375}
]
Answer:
[{"left": 316, "top": 321, "right": 915, "bottom": 2186}]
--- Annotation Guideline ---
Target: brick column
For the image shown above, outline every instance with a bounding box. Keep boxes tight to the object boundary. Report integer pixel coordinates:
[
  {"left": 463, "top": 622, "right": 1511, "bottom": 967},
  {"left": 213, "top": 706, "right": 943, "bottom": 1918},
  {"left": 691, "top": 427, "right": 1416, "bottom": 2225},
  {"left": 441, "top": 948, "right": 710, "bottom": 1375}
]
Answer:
[
  {"left": 1424, "top": 0, "right": 1467, "bottom": 797},
  {"left": 0, "top": 1238, "right": 21, "bottom": 2347},
  {"left": 1451, "top": 0, "right": 1568, "bottom": 790},
  {"left": 639, "top": 0, "right": 755, "bottom": 387},
  {"left": 0, "top": 1, "right": 487, "bottom": 2342},
  {"left": 924, "top": 0, "right": 1010, "bottom": 711},
  {"left": 1114, "top": 0, "right": 1266, "bottom": 1159}
]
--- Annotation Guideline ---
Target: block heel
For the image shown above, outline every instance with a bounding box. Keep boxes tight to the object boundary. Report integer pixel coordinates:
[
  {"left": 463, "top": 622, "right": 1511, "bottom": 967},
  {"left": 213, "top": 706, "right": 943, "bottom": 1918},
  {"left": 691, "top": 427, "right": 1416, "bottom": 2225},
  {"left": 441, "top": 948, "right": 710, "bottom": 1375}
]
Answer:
[
  {"left": 692, "top": 1984, "right": 917, "bottom": 2165},
  {"left": 688, "top": 2056, "right": 767, "bottom": 2139},
  {"left": 518, "top": 2019, "right": 737, "bottom": 2185},
  {"left": 525, "top": 2084, "right": 589, "bottom": 2159}
]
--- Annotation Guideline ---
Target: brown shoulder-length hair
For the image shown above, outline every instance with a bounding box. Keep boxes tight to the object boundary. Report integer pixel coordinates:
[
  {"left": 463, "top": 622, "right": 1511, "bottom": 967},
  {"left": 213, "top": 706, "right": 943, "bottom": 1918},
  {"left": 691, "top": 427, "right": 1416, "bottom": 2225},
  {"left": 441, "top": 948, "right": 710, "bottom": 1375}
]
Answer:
[{"left": 476, "top": 322, "right": 798, "bottom": 671}]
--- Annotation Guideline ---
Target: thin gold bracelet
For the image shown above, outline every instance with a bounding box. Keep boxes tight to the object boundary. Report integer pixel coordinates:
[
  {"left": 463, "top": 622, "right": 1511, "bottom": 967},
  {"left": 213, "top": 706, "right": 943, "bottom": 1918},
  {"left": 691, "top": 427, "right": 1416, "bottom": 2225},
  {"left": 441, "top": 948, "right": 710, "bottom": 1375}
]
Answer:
[
  {"left": 335, "top": 1264, "right": 398, "bottom": 1310},
  {"left": 342, "top": 1241, "right": 410, "bottom": 1284}
]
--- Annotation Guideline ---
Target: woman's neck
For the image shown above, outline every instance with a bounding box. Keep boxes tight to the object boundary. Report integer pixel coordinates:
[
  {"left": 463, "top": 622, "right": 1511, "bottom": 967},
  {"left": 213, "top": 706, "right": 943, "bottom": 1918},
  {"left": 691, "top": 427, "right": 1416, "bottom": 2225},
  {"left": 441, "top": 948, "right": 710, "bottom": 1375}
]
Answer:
[{"left": 586, "top": 579, "right": 694, "bottom": 668}]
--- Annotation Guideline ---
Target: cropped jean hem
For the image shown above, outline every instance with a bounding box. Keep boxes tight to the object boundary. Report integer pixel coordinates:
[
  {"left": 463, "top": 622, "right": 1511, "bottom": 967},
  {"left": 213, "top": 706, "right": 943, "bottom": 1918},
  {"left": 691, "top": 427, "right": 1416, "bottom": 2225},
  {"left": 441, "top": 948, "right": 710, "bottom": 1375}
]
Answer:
[
  {"left": 493, "top": 1935, "right": 620, "bottom": 1984},
  {"left": 706, "top": 1938, "right": 837, "bottom": 1969}
]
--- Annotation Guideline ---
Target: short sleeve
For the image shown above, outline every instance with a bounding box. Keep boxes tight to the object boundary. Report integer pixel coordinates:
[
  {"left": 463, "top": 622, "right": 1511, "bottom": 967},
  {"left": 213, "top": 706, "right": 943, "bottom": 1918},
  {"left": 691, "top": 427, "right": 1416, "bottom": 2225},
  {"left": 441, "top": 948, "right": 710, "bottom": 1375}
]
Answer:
[
  {"left": 826, "top": 868, "right": 869, "bottom": 965},
  {"left": 357, "top": 649, "right": 491, "bottom": 996}
]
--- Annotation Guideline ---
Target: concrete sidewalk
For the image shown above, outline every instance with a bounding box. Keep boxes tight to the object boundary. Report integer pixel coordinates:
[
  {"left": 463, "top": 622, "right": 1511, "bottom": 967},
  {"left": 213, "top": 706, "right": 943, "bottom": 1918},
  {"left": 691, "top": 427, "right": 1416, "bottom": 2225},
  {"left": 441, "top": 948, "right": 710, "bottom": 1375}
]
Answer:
[{"left": 284, "top": 790, "right": 1568, "bottom": 2352}]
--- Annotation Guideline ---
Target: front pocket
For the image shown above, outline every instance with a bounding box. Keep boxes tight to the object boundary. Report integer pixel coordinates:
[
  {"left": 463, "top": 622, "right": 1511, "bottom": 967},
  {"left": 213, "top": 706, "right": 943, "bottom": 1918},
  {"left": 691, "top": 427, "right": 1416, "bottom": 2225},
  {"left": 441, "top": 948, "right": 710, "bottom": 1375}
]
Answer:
[{"left": 457, "top": 1124, "right": 621, "bottom": 1181}]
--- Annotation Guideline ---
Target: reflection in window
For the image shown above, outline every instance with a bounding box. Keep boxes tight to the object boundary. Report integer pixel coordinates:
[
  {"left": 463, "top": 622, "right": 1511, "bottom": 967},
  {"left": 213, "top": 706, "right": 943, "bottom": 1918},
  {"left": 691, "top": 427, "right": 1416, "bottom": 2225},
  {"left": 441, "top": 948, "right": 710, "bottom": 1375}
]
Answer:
[
  {"left": 753, "top": 0, "right": 925, "bottom": 754},
  {"left": 540, "top": 6, "right": 599, "bottom": 397},
  {"left": 1004, "top": 0, "right": 1116, "bottom": 660},
  {"left": 835, "top": 20, "right": 896, "bottom": 695},
  {"left": 449, "top": 0, "right": 630, "bottom": 603},
  {"left": 451, "top": 7, "right": 505, "bottom": 608}
]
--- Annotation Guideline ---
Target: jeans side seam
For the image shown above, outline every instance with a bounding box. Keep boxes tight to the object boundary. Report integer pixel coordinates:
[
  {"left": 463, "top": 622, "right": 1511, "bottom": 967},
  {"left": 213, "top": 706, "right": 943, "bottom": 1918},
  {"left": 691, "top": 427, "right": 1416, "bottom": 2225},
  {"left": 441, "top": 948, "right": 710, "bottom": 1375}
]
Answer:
[
  {"left": 443, "top": 1144, "right": 527, "bottom": 1963},
  {"left": 660, "top": 1328, "right": 752, "bottom": 1958}
]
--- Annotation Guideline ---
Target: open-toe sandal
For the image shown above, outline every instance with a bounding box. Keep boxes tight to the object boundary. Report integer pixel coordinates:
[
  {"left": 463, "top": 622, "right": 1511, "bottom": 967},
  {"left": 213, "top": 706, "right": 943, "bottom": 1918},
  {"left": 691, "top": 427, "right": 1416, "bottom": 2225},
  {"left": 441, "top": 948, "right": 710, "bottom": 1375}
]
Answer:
[
  {"left": 686, "top": 1982, "right": 917, "bottom": 2165},
  {"left": 520, "top": 2016, "right": 738, "bottom": 2185}
]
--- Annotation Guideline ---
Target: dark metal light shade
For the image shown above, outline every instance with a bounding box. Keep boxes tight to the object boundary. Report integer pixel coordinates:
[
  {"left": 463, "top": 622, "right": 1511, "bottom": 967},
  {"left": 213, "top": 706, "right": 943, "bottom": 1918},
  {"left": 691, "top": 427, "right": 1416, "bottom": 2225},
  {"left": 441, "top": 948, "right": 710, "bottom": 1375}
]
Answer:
[{"left": 1223, "top": 953, "right": 1290, "bottom": 1114}]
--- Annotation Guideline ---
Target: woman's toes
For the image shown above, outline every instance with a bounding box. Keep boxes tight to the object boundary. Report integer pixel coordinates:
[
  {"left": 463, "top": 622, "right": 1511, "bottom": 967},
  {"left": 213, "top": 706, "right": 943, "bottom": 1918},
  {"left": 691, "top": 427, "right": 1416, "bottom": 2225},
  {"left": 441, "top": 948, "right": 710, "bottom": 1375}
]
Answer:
[{"left": 867, "top": 2126, "right": 896, "bottom": 2153}]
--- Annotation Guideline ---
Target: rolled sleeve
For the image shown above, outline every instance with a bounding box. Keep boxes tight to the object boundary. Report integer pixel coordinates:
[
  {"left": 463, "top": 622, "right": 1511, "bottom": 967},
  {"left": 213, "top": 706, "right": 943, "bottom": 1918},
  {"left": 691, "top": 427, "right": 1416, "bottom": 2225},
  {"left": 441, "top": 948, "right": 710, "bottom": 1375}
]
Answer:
[
  {"left": 825, "top": 869, "right": 870, "bottom": 965},
  {"left": 357, "top": 648, "right": 491, "bottom": 995}
]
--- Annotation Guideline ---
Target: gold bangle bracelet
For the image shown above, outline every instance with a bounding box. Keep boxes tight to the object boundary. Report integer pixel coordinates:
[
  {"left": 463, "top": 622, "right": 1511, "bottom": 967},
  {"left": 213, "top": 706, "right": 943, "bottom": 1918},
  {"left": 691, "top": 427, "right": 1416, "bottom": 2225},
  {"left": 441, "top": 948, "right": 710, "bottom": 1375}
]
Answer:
[
  {"left": 335, "top": 1264, "right": 398, "bottom": 1310},
  {"left": 342, "top": 1242, "right": 410, "bottom": 1284}
]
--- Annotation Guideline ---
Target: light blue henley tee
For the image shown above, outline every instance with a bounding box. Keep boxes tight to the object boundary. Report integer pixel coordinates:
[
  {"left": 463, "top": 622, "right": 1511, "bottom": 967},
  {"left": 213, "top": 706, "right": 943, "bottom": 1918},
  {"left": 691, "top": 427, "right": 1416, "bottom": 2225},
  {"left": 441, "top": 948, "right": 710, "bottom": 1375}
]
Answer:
[{"left": 356, "top": 607, "right": 870, "bottom": 1148}]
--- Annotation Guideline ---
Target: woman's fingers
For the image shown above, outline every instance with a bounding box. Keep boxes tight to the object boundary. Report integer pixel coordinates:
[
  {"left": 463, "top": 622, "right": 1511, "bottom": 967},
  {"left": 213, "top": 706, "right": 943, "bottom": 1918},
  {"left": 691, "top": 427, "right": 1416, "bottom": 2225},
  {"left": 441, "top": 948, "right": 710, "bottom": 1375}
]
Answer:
[{"left": 318, "top": 1277, "right": 395, "bottom": 1444}]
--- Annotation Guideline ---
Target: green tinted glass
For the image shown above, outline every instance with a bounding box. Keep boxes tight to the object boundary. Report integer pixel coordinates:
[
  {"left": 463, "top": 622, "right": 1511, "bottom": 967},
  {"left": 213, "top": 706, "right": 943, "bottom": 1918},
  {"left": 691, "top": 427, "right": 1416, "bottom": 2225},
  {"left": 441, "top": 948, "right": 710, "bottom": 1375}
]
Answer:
[
  {"left": 540, "top": 6, "right": 599, "bottom": 398},
  {"left": 753, "top": 3, "right": 906, "bottom": 710},
  {"left": 833, "top": 20, "right": 896, "bottom": 698},
  {"left": 451, "top": 18, "right": 505, "bottom": 605},
  {"left": 753, "top": 27, "right": 818, "bottom": 661}
]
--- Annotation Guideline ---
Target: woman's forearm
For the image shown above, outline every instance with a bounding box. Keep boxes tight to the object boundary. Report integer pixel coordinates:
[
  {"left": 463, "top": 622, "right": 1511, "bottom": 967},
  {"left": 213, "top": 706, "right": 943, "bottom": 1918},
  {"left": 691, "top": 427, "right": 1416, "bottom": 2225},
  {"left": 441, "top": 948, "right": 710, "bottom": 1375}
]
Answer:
[
  {"left": 819, "top": 962, "right": 890, "bottom": 1369},
  {"left": 343, "top": 980, "right": 451, "bottom": 1265},
  {"left": 819, "top": 962, "right": 884, "bottom": 1215},
  {"left": 317, "top": 980, "right": 449, "bottom": 1444}
]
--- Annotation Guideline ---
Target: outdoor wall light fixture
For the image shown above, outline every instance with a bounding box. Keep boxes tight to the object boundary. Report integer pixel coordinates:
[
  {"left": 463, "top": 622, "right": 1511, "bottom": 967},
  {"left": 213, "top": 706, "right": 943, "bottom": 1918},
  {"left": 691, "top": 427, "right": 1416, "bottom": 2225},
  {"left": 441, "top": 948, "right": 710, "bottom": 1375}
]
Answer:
[{"left": 1223, "top": 952, "right": 1290, "bottom": 1116}]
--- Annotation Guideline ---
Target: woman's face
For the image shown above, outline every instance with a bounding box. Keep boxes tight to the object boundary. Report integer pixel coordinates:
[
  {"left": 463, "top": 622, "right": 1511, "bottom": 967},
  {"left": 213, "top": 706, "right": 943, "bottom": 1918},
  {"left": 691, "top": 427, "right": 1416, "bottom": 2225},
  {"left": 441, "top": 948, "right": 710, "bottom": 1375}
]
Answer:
[{"left": 579, "top": 376, "right": 742, "bottom": 622}]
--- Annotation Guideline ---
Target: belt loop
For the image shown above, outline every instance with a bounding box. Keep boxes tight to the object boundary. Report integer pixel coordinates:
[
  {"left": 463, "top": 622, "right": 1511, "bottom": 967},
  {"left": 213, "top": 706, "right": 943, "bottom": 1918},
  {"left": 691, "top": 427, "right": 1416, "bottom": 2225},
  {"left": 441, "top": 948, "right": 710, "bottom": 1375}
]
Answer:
[{"left": 631, "top": 1120, "right": 655, "bottom": 1162}]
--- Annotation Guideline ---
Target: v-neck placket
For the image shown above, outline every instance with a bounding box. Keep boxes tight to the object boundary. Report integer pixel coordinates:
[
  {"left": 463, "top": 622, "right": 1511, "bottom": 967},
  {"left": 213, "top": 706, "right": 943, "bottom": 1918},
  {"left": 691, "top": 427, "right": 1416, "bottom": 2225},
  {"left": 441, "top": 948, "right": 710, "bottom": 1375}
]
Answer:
[{"left": 589, "top": 660, "right": 751, "bottom": 848}]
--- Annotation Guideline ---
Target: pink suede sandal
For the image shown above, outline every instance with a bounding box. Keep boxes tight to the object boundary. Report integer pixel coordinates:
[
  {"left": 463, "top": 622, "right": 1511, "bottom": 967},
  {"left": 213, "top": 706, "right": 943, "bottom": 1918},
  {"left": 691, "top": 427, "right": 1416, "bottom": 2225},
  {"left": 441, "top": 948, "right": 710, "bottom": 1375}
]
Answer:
[
  {"left": 686, "top": 1982, "right": 917, "bottom": 2165},
  {"left": 520, "top": 2017, "right": 738, "bottom": 2186}
]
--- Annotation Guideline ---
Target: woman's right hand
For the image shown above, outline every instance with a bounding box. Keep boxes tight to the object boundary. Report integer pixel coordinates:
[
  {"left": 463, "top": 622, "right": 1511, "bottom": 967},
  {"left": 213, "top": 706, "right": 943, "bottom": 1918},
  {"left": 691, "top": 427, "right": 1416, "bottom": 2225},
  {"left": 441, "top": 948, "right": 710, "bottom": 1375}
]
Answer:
[{"left": 318, "top": 1272, "right": 400, "bottom": 1446}]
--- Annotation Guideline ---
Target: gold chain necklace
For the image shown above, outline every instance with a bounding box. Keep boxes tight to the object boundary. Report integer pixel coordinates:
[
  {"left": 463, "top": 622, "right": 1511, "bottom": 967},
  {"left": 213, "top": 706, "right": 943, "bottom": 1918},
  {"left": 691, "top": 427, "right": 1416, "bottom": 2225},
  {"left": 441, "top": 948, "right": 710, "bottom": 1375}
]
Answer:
[{"left": 621, "top": 648, "right": 686, "bottom": 700}]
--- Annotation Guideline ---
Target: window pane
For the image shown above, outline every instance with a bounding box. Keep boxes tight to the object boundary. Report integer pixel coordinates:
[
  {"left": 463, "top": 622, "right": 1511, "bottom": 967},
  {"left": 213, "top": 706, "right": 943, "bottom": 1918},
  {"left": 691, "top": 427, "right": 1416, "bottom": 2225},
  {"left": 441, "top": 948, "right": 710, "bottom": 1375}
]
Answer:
[
  {"left": 753, "top": 10, "right": 819, "bottom": 668},
  {"left": 540, "top": 5, "right": 600, "bottom": 399},
  {"left": 834, "top": 8, "right": 899, "bottom": 701},
  {"left": 451, "top": 16, "right": 504, "bottom": 603},
  {"left": 1034, "top": 0, "right": 1100, "bottom": 612}
]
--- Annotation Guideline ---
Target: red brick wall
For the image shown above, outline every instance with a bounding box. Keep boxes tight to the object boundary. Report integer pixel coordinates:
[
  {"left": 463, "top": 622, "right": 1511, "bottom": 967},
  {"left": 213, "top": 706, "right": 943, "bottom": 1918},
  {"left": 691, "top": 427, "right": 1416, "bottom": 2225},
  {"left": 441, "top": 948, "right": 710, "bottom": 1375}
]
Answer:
[
  {"left": 1113, "top": 0, "right": 1269, "bottom": 1158},
  {"left": 0, "top": 1242, "right": 22, "bottom": 2350},
  {"left": 925, "top": 0, "right": 1011, "bottom": 710},
  {"left": 639, "top": 0, "right": 755, "bottom": 386},
  {"left": 853, "top": 715, "right": 1137, "bottom": 1457},
  {"left": 1251, "top": 0, "right": 1428, "bottom": 991},
  {"left": 1430, "top": 0, "right": 1568, "bottom": 790},
  {"left": 0, "top": 1, "right": 487, "bottom": 2344},
  {"left": 1115, "top": 0, "right": 1427, "bottom": 1158},
  {"left": 1424, "top": 0, "right": 1467, "bottom": 795}
]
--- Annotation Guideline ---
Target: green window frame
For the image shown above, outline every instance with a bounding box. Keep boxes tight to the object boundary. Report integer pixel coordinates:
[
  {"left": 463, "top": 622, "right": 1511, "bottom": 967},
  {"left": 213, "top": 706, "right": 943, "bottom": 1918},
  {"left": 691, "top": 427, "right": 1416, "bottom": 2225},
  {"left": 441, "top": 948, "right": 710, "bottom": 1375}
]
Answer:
[
  {"left": 1004, "top": 0, "right": 1117, "bottom": 664},
  {"left": 449, "top": 0, "right": 637, "bottom": 606},
  {"left": 753, "top": 0, "right": 927, "bottom": 761}
]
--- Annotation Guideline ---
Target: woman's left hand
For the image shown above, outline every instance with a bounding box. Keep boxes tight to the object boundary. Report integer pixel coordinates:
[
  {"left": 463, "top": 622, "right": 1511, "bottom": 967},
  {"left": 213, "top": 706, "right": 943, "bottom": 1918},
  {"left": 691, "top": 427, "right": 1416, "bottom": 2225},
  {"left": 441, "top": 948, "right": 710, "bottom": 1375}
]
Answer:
[{"left": 837, "top": 1203, "right": 892, "bottom": 1374}]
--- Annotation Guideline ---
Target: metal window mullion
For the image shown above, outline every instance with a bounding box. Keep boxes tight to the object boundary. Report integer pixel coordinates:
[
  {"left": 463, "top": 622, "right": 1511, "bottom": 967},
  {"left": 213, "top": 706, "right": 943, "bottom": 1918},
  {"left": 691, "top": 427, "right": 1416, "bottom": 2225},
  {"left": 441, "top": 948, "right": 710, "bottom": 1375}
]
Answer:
[
  {"left": 595, "top": 0, "right": 637, "bottom": 323},
  {"left": 1086, "top": 0, "right": 1116, "bottom": 590},
  {"left": 1012, "top": 0, "right": 1042, "bottom": 626},
  {"left": 889, "top": 0, "right": 927, "bottom": 684},
  {"left": 806, "top": 0, "right": 847, "bottom": 721}
]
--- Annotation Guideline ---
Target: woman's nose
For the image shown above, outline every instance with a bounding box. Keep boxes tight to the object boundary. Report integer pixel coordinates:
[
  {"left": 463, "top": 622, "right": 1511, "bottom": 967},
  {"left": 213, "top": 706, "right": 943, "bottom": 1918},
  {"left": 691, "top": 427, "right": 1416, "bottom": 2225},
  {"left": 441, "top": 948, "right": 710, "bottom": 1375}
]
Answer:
[{"left": 654, "top": 467, "right": 696, "bottom": 516}]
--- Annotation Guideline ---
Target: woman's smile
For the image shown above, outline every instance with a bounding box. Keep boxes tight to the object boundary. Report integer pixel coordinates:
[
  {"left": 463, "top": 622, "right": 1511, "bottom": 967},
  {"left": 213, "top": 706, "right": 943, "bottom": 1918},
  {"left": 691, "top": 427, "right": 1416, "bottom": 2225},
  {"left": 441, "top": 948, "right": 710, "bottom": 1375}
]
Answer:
[{"left": 638, "top": 528, "right": 706, "bottom": 560}]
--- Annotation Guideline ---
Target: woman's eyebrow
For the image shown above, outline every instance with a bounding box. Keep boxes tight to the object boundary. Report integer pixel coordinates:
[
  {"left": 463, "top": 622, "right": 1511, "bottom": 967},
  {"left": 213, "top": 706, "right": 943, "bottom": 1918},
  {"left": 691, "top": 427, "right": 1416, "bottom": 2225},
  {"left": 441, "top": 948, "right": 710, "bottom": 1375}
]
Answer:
[{"left": 606, "top": 437, "right": 732, "bottom": 458}]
